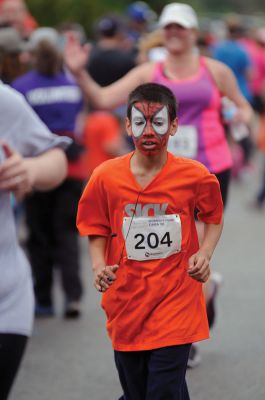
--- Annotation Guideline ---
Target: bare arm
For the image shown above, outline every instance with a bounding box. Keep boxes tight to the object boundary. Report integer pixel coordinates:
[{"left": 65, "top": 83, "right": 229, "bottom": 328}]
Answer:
[
  {"left": 188, "top": 218, "right": 224, "bottom": 282},
  {"left": 88, "top": 235, "right": 119, "bottom": 292},
  {"left": 74, "top": 64, "right": 152, "bottom": 109},
  {"left": 64, "top": 33, "right": 153, "bottom": 109},
  {"left": 0, "top": 142, "right": 67, "bottom": 196},
  {"left": 24, "top": 148, "right": 67, "bottom": 190},
  {"left": 206, "top": 58, "right": 253, "bottom": 125}
]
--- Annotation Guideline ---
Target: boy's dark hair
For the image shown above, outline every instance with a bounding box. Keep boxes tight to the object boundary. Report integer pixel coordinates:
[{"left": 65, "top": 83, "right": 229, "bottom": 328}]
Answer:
[{"left": 127, "top": 83, "right": 178, "bottom": 121}]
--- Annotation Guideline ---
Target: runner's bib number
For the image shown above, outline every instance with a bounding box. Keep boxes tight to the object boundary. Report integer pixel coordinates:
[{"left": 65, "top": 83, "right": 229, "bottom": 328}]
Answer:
[
  {"left": 168, "top": 125, "right": 198, "bottom": 158},
  {"left": 123, "top": 214, "right": 182, "bottom": 261}
]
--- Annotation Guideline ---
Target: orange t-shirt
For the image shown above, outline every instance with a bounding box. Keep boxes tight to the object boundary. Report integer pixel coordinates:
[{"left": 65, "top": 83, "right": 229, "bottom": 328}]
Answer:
[
  {"left": 77, "top": 152, "right": 223, "bottom": 351},
  {"left": 83, "top": 111, "right": 121, "bottom": 177}
]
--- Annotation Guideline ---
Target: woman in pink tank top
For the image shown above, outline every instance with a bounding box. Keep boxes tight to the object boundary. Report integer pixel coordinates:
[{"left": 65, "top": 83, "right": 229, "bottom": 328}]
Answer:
[
  {"left": 151, "top": 58, "right": 232, "bottom": 174},
  {"left": 64, "top": 3, "right": 252, "bottom": 182}
]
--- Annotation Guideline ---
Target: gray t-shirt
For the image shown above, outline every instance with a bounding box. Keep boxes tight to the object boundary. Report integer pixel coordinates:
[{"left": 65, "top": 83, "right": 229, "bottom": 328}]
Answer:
[{"left": 0, "top": 82, "right": 71, "bottom": 335}]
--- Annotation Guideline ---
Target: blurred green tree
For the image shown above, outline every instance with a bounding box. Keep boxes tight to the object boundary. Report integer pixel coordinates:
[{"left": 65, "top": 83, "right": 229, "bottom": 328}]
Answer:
[{"left": 26, "top": 0, "right": 265, "bottom": 37}]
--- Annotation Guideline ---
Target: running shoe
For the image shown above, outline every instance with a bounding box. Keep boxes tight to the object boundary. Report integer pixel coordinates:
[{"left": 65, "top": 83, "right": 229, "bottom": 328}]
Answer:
[
  {"left": 64, "top": 301, "right": 82, "bottom": 319},
  {"left": 35, "top": 304, "right": 54, "bottom": 318},
  {"left": 207, "top": 271, "right": 223, "bottom": 329},
  {"left": 187, "top": 344, "right": 201, "bottom": 369}
]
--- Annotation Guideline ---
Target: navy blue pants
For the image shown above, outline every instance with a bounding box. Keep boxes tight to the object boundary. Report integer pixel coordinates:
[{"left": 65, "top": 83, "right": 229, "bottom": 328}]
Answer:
[
  {"left": 115, "top": 344, "right": 191, "bottom": 400},
  {"left": 0, "top": 334, "right": 28, "bottom": 400},
  {"left": 25, "top": 178, "right": 83, "bottom": 306}
]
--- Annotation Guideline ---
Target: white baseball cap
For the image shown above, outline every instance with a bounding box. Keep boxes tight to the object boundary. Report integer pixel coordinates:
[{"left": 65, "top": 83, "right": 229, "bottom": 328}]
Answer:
[
  {"left": 158, "top": 3, "right": 199, "bottom": 29},
  {"left": 29, "top": 27, "right": 59, "bottom": 49},
  {"left": 0, "top": 27, "right": 30, "bottom": 53}
]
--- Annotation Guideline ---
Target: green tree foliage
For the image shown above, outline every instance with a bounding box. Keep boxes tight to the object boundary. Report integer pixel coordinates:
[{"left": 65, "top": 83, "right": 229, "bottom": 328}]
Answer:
[
  {"left": 27, "top": 0, "right": 128, "bottom": 33},
  {"left": 26, "top": 0, "right": 265, "bottom": 36}
]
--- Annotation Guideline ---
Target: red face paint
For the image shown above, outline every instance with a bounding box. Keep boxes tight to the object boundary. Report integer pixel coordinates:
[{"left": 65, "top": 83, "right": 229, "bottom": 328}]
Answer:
[{"left": 130, "top": 102, "right": 171, "bottom": 156}]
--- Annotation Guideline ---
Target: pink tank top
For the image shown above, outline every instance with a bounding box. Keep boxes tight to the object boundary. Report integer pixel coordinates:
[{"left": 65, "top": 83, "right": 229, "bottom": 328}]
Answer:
[{"left": 151, "top": 57, "right": 233, "bottom": 173}]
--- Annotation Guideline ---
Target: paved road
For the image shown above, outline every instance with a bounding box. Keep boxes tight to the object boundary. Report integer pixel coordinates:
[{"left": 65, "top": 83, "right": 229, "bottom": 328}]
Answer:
[{"left": 10, "top": 159, "right": 265, "bottom": 400}]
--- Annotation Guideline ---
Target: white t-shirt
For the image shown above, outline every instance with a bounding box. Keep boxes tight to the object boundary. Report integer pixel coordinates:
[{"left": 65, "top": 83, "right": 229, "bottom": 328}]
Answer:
[{"left": 0, "top": 82, "right": 70, "bottom": 335}]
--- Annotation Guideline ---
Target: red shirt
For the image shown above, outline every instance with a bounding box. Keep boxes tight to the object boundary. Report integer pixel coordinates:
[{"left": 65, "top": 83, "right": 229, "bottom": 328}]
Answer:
[{"left": 77, "top": 152, "right": 223, "bottom": 351}]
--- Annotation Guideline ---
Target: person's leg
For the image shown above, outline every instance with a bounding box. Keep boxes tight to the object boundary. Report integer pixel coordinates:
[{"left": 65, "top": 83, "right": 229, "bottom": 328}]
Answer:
[
  {"left": 146, "top": 344, "right": 191, "bottom": 400},
  {"left": 0, "top": 333, "right": 28, "bottom": 400},
  {"left": 53, "top": 179, "right": 83, "bottom": 317},
  {"left": 215, "top": 168, "right": 231, "bottom": 210},
  {"left": 238, "top": 136, "right": 253, "bottom": 167},
  {"left": 256, "top": 157, "right": 265, "bottom": 205},
  {"left": 25, "top": 192, "right": 54, "bottom": 312},
  {"left": 114, "top": 350, "right": 149, "bottom": 400},
  {"left": 190, "top": 168, "right": 231, "bottom": 367},
  {"left": 203, "top": 168, "right": 231, "bottom": 323},
  {"left": 206, "top": 168, "right": 230, "bottom": 324}
]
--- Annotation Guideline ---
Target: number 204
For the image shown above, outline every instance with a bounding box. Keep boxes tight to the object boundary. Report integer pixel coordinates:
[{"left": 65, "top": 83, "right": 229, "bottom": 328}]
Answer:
[{"left": 134, "top": 232, "right": 172, "bottom": 249}]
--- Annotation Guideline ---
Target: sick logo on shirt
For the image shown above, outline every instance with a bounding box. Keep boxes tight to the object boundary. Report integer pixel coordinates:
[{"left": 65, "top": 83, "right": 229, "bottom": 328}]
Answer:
[{"left": 124, "top": 203, "right": 168, "bottom": 217}]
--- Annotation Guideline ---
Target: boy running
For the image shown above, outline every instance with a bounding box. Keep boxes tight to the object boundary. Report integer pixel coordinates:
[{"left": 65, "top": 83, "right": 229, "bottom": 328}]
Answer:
[{"left": 77, "top": 83, "right": 223, "bottom": 400}]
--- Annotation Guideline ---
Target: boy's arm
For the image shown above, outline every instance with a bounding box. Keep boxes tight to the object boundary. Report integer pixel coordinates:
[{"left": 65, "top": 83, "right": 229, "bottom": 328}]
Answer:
[
  {"left": 88, "top": 235, "right": 119, "bottom": 292},
  {"left": 188, "top": 218, "right": 224, "bottom": 282}
]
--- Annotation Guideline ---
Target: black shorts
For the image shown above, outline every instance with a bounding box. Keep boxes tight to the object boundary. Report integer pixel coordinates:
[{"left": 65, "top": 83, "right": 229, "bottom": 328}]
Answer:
[
  {"left": 215, "top": 168, "right": 231, "bottom": 209},
  {"left": 195, "top": 168, "right": 231, "bottom": 220},
  {"left": 252, "top": 95, "right": 265, "bottom": 115}
]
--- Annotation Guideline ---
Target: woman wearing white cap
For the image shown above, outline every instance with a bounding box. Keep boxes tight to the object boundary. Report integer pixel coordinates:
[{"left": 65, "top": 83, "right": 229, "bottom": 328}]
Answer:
[
  {"left": 64, "top": 0, "right": 252, "bottom": 386},
  {"left": 65, "top": 2, "right": 252, "bottom": 185}
]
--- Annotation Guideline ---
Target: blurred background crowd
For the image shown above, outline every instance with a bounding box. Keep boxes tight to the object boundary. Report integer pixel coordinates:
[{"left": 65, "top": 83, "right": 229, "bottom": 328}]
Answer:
[
  {"left": 0, "top": 0, "right": 265, "bottom": 315},
  {"left": 1, "top": 0, "right": 265, "bottom": 320}
]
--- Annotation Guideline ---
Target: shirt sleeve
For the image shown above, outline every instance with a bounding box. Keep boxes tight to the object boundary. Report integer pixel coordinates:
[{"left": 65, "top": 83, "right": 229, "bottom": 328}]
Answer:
[
  {"left": 76, "top": 170, "right": 111, "bottom": 237},
  {"left": 1, "top": 84, "right": 71, "bottom": 157},
  {"left": 196, "top": 171, "right": 223, "bottom": 224}
]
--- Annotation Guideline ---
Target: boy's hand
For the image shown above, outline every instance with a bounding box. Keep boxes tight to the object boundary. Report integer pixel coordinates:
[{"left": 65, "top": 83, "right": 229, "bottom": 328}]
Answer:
[
  {"left": 188, "top": 250, "right": 211, "bottom": 283},
  {"left": 93, "top": 264, "right": 119, "bottom": 293}
]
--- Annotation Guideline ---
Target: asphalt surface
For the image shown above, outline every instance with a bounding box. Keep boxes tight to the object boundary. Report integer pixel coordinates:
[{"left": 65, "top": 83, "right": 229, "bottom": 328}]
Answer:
[{"left": 10, "top": 154, "right": 265, "bottom": 400}]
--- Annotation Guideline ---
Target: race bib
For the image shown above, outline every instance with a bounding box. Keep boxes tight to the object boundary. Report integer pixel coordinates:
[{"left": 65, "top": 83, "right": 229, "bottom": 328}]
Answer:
[
  {"left": 123, "top": 214, "right": 182, "bottom": 261},
  {"left": 168, "top": 125, "right": 198, "bottom": 158}
]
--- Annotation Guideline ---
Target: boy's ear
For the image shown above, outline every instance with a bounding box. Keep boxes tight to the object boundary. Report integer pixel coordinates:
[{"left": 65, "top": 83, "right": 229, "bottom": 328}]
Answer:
[
  {"left": 169, "top": 118, "right": 178, "bottom": 137},
  {"left": 125, "top": 117, "right": 132, "bottom": 137}
]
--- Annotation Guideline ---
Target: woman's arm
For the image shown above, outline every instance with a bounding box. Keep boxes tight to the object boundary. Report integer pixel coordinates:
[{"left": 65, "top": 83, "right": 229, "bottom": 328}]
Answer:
[
  {"left": 64, "top": 33, "right": 153, "bottom": 109},
  {"left": 206, "top": 57, "right": 253, "bottom": 125}
]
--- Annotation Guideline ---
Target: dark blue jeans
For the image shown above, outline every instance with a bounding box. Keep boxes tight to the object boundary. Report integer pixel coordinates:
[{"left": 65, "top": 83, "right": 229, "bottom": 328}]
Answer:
[{"left": 115, "top": 344, "right": 191, "bottom": 400}]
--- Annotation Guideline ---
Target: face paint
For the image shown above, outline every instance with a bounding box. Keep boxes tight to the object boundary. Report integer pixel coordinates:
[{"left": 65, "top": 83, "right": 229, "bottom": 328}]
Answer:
[
  {"left": 131, "top": 106, "right": 146, "bottom": 137},
  {"left": 131, "top": 103, "right": 169, "bottom": 138},
  {"left": 151, "top": 106, "right": 169, "bottom": 135},
  {"left": 130, "top": 102, "right": 171, "bottom": 155}
]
